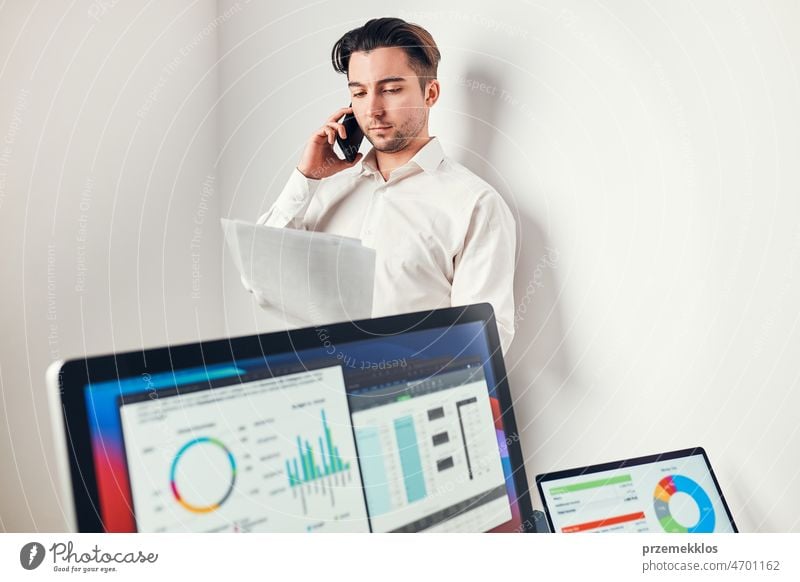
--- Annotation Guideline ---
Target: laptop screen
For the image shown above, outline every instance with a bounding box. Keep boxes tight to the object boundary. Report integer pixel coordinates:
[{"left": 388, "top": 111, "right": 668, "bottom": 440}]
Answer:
[
  {"left": 537, "top": 449, "right": 737, "bottom": 533},
  {"left": 83, "top": 320, "right": 525, "bottom": 532}
]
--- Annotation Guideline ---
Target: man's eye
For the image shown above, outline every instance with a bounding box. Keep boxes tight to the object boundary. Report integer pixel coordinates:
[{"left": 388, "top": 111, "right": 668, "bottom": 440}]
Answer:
[
  {"left": 383, "top": 88, "right": 400, "bottom": 93},
  {"left": 353, "top": 92, "right": 366, "bottom": 98}
]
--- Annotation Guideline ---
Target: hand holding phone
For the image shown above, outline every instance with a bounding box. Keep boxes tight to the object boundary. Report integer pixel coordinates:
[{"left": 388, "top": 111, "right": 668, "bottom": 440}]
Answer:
[
  {"left": 335, "top": 104, "right": 364, "bottom": 163},
  {"left": 297, "top": 105, "right": 364, "bottom": 180}
]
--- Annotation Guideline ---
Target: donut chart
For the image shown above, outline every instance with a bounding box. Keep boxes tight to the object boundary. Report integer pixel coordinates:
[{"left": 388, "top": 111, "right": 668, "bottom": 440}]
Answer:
[
  {"left": 170, "top": 437, "right": 237, "bottom": 513},
  {"left": 653, "top": 475, "right": 715, "bottom": 533}
]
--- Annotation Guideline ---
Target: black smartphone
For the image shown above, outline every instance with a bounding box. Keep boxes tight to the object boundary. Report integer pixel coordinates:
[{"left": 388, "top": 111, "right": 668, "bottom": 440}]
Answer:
[{"left": 335, "top": 103, "right": 364, "bottom": 163}]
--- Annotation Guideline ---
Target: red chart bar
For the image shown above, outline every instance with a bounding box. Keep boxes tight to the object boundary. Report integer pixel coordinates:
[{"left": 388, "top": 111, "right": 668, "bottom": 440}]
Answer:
[{"left": 562, "top": 511, "right": 646, "bottom": 533}]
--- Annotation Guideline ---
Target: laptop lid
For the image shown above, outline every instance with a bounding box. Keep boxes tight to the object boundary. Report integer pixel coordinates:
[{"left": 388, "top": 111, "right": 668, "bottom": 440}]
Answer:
[
  {"left": 536, "top": 447, "right": 738, "bottom": 533},
  {"left": 48, "top": 303, "right": 534, "bottom": 533}
]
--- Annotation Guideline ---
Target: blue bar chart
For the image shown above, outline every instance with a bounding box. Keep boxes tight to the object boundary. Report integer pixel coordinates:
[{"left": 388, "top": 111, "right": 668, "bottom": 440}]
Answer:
[{"left": 394, "top": 416, "right": 427, "bottom": 503}]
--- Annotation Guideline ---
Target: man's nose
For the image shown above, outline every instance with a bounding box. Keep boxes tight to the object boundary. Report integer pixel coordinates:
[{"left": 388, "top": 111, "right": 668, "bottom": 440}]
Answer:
[{"left": 366, "top": 92, "right": 385, "bottom": 118}]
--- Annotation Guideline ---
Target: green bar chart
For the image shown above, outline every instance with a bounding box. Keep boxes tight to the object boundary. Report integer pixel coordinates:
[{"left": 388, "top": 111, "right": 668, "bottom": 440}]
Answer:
[{"left": 285, "top": 409, "right": 351, "bottom": 487}]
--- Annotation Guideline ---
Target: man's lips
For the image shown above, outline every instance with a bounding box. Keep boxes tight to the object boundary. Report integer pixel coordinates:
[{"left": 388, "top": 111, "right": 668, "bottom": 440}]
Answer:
[{"left": 369, "top": 125, "right": 392, "bottom": 130}]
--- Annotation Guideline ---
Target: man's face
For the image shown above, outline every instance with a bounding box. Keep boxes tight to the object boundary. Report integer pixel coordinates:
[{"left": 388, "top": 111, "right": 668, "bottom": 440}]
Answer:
[{"left": 347, "top": 47, "right": 433, "bottom": 153}]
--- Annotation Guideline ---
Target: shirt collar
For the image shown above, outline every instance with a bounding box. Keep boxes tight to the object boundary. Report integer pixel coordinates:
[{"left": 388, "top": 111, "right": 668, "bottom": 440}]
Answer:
[{"left": 358, "top": 136, "right": 444, "bottom": 178}]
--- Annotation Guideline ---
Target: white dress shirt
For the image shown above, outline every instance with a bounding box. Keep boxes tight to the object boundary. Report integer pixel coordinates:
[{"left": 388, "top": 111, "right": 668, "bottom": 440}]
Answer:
[{"left": 254, "top": 136, "right": 517, "bottom": 353}]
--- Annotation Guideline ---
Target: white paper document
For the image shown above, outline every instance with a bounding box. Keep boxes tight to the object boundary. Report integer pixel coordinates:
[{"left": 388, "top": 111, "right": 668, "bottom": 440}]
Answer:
[{"left": 221, "top": 218, "right": 376, "bottom": 326}]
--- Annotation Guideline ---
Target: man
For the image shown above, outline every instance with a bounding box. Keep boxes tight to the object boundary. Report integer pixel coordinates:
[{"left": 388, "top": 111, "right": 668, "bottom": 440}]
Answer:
[{"left": 249, "top": 17, "right": 517, "bottom": 353}]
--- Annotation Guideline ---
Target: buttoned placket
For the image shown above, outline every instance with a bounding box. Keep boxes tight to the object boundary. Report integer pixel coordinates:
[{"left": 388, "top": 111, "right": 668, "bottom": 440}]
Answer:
[
  {"left": 358, "top": 164, "right": 418, "bottom": 245},
  {"left": 360, "top": 173, "right": 384, "bottom": 245}
]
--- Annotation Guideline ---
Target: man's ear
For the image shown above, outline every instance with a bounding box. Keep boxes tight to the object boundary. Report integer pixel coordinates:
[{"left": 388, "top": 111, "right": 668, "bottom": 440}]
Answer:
[{"left": 425, "top": 79, "right": 440, "bottom": 107}]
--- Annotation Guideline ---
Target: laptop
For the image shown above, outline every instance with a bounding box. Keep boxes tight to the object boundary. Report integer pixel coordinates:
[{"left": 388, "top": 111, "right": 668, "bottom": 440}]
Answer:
[
  {"left": 47, "top": 303, "right": 535, "bottom": 533},
  {"left": 536, "top": 448, "right": 738, "bottom": 533}
]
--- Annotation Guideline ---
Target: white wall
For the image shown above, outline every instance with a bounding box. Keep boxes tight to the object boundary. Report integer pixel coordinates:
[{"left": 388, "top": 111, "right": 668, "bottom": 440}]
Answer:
[
  {"left": 217, "top": 0, "right": 800, "bottom": 532},
  {"left": 0, "top": 1, "right": 222, "bottom": 530}
]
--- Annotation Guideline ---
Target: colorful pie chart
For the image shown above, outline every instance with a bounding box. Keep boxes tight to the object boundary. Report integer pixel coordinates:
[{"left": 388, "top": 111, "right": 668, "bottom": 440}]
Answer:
[
  {"left": 653, "top": 475, "right": 715, "bottom": 533},
  {"left": 169, "top": 437, "right": 236, "bottom": 513}
]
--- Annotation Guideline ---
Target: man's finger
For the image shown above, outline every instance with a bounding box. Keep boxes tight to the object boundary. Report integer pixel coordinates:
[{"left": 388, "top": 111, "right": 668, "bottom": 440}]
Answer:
[
  {"left": 326, "top": 106, "right": 353, "bottom": 123},
  {"left": 325, "top": 121, "right": 346, "bottom": 139}
]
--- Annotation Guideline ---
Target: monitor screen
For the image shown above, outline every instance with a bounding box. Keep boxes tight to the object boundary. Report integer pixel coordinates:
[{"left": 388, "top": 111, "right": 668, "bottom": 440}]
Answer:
[
  {"left": 83, "top": 320, "right": 525, "bottom": 532},
  {"left": 538, "top": 450, "right": 736, "bottom": 533}
]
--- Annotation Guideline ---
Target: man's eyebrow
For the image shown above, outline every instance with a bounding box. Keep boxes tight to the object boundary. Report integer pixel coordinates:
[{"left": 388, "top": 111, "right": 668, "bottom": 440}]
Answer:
[{"left": 347, "top": 76, "right": 408, "bottom": 88}]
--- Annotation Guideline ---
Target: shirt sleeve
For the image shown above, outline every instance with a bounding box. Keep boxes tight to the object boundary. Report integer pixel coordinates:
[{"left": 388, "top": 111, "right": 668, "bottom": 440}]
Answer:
[
  {"left": 241, "top": 168, "right": 322, "bottom": 296},
  {"left": 451, "top": 190, "right": 517, "bottom": 355},
  {"left": 255, "top": 167, "right": 322, "bottom": 228}
]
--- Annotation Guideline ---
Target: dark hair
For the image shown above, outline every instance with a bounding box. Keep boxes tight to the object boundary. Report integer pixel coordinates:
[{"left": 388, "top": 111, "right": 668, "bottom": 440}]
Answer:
[{"left": 331, "top": 17, "right": 441, "bottom": 92}]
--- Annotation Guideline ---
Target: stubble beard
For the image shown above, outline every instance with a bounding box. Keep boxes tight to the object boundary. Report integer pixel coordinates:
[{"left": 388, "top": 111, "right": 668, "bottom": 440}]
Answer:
[{"left": 365, "top": 108, "right": 428, "bottom": 153}]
